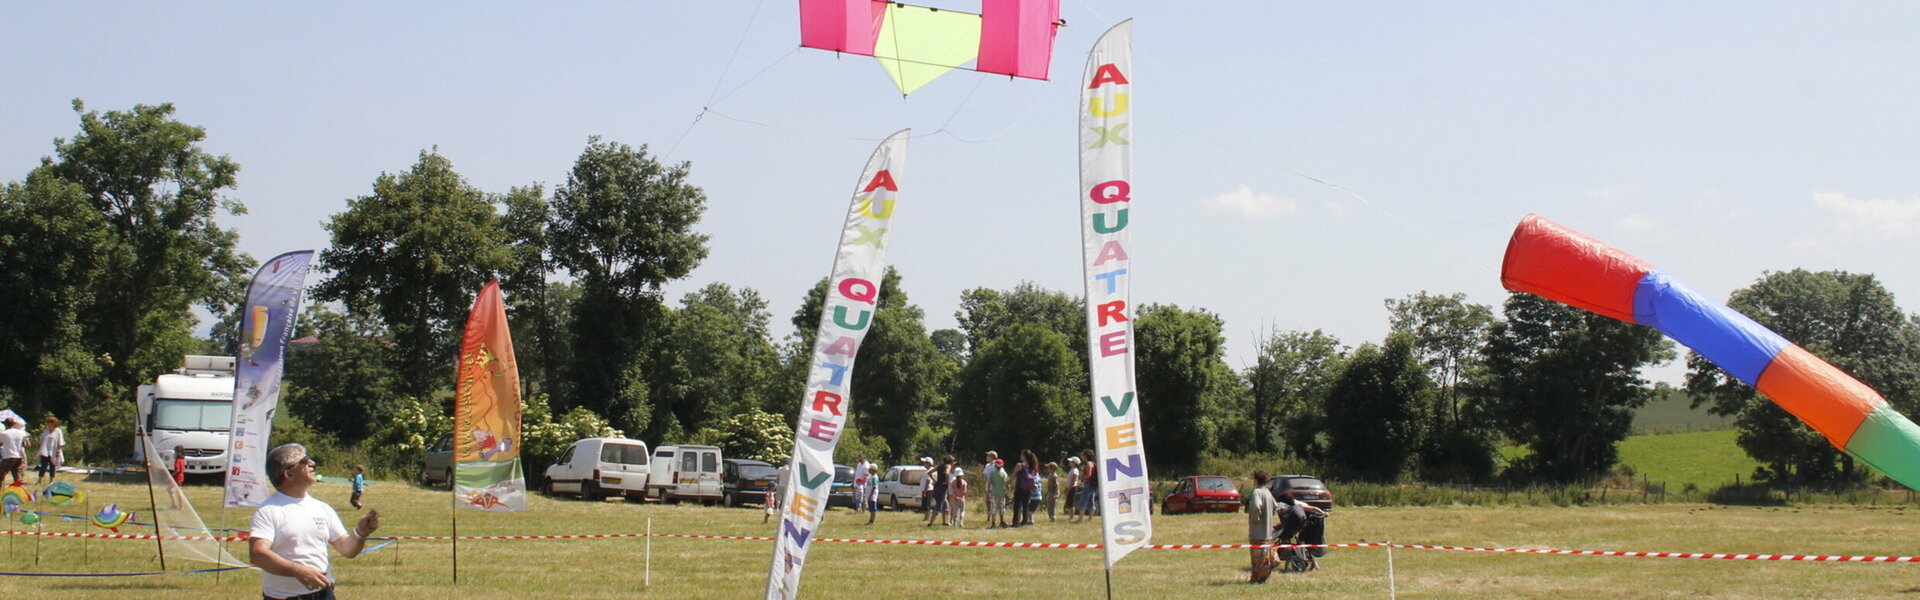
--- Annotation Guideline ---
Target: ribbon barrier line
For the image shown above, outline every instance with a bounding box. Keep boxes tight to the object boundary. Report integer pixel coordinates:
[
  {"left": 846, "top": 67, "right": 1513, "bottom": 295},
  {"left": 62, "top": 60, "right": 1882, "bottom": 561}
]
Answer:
[
  {"left": 6, "top": 529, "right": 1916, "bottom": 562},
  {"left": 0, "top": 530, "right": 248, "bottom": 542},
  {"left": 0, "top": 566, "right": 251, "bottom": 578}
]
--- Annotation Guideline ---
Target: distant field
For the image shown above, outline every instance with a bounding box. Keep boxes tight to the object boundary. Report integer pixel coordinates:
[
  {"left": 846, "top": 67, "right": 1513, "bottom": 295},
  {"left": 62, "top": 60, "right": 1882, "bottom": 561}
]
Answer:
[
  {"left": 7, "top": 474, "right": 1917, "bottom": 599},
  {"left": 1632, "top": 388, "right": 1734, "bottom": 434},
  {"left": 1617, "top": 429, "right": 1763, "bottom": 490}
]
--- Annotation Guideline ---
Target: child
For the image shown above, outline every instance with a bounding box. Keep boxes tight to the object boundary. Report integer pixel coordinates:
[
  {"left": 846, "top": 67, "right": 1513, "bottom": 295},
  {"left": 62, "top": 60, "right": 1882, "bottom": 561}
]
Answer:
[
  {"left": 947, "top": 467, "right": 968, "bottom": 527},
  {"left": 350, "top": 465, "right": 368, "bottom": 509},
  {"left": 864, "top": 464, "right": 880, "bottom": 524}
]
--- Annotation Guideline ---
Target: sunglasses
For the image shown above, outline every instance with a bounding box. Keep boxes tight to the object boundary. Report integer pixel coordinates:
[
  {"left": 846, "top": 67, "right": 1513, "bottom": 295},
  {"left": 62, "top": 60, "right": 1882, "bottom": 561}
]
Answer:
[{"left": 285, "top": 457, "right": 318, "bottom": 472}]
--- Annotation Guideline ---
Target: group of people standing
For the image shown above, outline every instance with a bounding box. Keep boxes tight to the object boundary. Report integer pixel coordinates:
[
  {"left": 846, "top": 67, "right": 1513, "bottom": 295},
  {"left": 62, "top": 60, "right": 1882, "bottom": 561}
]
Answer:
[
  {"left": 0, "top": 415, "right": 66, "bottom": 487},
  {"left": 844, "top": 450, "right": 1105, "bottom": 528}
]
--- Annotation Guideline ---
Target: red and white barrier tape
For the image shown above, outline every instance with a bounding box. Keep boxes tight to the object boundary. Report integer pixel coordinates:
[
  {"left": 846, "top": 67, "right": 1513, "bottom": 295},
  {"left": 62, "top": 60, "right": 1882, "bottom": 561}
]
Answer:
[{"left": 5, "top": 529, "right": 1912, "bottom": 562}]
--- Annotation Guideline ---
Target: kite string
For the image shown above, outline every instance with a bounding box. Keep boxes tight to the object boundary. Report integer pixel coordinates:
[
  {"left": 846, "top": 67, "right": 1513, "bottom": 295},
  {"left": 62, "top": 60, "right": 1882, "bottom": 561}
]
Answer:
[{"left": 666, "top": 0, "right": 773, "bottom": 161}]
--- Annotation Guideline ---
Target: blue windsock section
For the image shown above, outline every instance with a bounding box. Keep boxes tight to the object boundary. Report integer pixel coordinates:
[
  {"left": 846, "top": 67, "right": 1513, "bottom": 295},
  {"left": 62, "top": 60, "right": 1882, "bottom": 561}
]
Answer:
[{"left": 1630, "top": 270, "right": 1791, "bottom": 385}]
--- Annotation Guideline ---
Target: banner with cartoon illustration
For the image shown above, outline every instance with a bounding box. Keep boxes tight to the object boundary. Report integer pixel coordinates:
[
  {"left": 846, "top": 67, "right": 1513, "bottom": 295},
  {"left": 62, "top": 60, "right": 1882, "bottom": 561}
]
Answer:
[
  {"left": 764, "top": 129, "right": 909, "bottom": 600},
  {"left": 454, "top": 278, "right": 526, "bottom": 512},
  {"left": 1079, "top": 20, "right": 1152, "bottom": 567},
  {"left": 224, "top": 250, "right": 315, "bottom": 508}
]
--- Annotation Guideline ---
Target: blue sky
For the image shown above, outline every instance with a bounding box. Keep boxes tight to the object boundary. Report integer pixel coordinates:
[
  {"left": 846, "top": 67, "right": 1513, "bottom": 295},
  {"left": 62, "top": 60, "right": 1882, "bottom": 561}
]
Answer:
[{"left": 7, "top": 2, "right": 1920, "bottom": 384}]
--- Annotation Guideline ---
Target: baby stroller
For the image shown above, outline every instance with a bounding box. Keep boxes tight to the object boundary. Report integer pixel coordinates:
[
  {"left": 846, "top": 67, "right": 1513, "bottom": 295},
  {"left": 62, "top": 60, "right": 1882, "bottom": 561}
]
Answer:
[{"left": 1272, "top": 511, "right": 1327, "bottom": 574}]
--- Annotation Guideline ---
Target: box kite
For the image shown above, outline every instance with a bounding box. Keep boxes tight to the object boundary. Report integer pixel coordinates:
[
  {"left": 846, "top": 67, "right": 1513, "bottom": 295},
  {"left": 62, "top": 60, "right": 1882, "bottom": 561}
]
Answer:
[{"left": 799, "top": 0, "right": 1062, "bottom": 95}]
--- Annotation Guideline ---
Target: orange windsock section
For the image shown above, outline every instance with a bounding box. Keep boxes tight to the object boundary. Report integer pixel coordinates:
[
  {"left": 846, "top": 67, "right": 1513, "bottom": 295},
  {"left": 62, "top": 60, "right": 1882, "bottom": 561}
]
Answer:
[
  {"left": 1499, "top": 214, "right": 1653, "bottom": 323},
  {"left": 1754, "top": 345, "right": 1884, "bottom": 449}
]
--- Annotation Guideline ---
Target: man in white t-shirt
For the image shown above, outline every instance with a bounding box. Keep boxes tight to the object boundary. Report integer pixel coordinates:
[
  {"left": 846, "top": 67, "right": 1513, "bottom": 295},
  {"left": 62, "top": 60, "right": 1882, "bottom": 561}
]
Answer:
[
  {"left": 249, "top": 443, "right": 380, "bottom": 600},
  {"left": 0, "top": 418, "right": 28, "bottom": 487}
]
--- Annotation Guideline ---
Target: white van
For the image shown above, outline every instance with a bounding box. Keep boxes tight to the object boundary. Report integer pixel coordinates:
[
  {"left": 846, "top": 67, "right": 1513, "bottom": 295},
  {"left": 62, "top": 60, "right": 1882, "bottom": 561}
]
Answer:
[
  {"left": 876, "top": 465, "right": 928, "bottom": 510},
  {"left": 543, "top": 438, "right": 651, "bottom": 501},
  {"left": 646, "top": 444, "right": 724, "bottom": 504}
]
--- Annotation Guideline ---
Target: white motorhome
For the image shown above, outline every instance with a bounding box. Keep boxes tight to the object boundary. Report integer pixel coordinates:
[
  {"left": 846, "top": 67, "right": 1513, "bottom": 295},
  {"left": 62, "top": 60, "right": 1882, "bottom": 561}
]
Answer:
[{"left": 132, "top": 355, "right": 236, "bottom": 475}]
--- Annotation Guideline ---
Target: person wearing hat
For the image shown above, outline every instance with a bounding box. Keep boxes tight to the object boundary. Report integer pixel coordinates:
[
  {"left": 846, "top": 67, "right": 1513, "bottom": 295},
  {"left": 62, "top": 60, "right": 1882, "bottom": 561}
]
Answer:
[
  {"left": 35, "top": 416, "right": 65, "bottom": 484},
  {"left": 1062, "top": 456, "right": 1081, "bottom": 518},
  {"left": 917, "top": 457, "right": 935, "bottom": 522},
  {"left": 0, "top": 417, "right": 28, "bottom": 487}
]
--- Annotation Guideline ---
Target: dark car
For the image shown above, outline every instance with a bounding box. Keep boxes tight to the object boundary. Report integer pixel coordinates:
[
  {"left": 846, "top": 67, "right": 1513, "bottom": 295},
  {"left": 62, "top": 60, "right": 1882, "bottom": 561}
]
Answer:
[
  {"left": 1161, "top": 475, "right": 1241, "bottom": 515},
  {"left": 721, "top": 458, "right": 777, "bottom": 507},
  {"left": 828, "top": 464, "right": 857, "bottom": 508},
  {"left": 1268, "top": 474, "right": 1335, "bottom": 512}
]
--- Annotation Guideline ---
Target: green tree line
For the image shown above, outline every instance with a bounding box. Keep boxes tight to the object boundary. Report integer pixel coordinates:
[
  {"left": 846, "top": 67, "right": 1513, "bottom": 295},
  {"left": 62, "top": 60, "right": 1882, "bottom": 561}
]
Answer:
[{"left": 6, "top": 101, "right": 1920, "bottom": 489}]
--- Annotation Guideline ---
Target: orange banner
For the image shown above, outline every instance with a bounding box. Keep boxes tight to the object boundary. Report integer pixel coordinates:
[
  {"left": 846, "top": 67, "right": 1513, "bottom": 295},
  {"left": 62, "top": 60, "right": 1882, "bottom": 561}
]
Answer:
[{"left": 454, "top": 278, "right": 526, "bottom": 511}]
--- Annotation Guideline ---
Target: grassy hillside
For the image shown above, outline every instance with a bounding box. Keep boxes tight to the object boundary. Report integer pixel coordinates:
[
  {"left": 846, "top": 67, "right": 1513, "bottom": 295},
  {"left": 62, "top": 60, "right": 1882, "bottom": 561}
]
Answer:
[
  {"left": 1617, "top": 429, "right": 1762, "bottom": 490},
  {"left": 1632, "top": 387, "right": 1734, "bottom": 434}
]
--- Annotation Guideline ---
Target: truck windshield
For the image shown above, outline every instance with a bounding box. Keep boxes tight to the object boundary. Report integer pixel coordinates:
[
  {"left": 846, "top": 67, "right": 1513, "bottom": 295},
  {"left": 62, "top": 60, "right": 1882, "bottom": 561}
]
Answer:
[{"left": 152, "top": 399, "right": 232, "bottom": 432}]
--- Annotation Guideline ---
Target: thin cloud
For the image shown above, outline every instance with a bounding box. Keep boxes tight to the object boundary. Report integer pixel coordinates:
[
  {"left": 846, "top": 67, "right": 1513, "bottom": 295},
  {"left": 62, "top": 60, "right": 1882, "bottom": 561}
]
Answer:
[
  {"left": 1616, "top": 213, "right": 1662, "bottom": 232},
  {"left": 1813, "top": 191, "right": 1920, "bottom": 236},
  {"left": 1205, "top": 184, "right": 1299, "bottom": 219}
]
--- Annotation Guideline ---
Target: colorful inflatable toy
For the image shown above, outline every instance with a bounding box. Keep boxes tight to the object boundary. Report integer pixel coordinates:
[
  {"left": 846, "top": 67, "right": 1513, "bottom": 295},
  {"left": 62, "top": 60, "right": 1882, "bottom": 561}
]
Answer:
[
  {"left": 91, "top": 504, "right": 133, "bottom": 532},
  {"left": 1502, "top": 214, "right": 1920, "bottom": 489}
]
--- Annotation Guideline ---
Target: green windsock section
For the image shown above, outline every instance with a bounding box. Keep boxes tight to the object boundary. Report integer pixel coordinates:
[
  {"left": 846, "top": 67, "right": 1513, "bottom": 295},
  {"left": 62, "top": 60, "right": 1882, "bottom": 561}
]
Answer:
[{"left": 1842, "top": 403, "right": 1920, "bottom": 490}]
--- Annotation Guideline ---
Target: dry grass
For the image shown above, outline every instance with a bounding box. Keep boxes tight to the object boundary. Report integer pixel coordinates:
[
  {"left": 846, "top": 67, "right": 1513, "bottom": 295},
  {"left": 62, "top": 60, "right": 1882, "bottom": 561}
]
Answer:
[{"left": 3, "top": 473, "right": 1917, "bottom": 599}]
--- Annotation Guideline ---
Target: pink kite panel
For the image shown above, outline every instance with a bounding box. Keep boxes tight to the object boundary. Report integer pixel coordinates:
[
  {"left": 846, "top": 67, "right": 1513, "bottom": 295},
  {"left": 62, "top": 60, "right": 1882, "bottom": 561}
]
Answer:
[
  {"left": 977, "top": 0, "right": 1060, "bottom": 80},
  {"left": 798, "top": 0, "right": 885, "bottom": 56}
]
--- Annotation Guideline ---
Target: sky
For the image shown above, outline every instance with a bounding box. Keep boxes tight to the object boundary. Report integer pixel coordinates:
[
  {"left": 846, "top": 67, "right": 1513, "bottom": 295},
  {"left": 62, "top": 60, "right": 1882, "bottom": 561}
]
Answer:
[{"left": 7, "top": 2, "right": 1920, "bottom": 385}]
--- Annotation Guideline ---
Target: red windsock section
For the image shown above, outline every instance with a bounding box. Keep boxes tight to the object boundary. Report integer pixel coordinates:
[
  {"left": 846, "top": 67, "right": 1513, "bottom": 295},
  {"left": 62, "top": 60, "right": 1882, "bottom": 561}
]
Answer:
[{"left": 1500, "top": 214, "right": 1653, "bottom": 323}]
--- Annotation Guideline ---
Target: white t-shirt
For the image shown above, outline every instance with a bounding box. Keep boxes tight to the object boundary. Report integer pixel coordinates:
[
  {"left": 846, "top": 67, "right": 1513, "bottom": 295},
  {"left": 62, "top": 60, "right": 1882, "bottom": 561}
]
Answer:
[
  {"left": 0, "top": 428, "right": 27, "bottom": 460},
  {"left": 37, "top": 427, "right": 64, "bottom": 459},
  {"left": 250, "top": 492, "right": 349, "bottom": 599}
]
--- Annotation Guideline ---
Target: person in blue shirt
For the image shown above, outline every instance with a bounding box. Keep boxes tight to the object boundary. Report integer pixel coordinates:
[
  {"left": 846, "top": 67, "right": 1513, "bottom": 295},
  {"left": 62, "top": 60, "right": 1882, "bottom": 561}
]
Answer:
[{"left": 349, "top": 465, "right": 367, "bottom": 510}]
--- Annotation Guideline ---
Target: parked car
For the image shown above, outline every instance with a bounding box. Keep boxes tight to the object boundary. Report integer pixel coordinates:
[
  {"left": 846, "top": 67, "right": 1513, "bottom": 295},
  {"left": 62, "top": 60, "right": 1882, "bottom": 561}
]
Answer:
[
  {"left": 418, "top": 434, "right": 454, "bottom": 489},
  {"left": 543, "top": 437, "right": 652, "bottom": 501},
  {"left": 721, "top": 458, "right": 777, "bottom": 507},
  {"left": 1268, "top": 474, "right": 1335, "bottom": 511},
  {"left": 875, "top": 465, "right": 927, "bottom": 510},
  {"left": 648, "top": 444, "right": 724, "bottom": 504},
  {"left": 828, "top": 464, "right": 857, "bottom": 508},
  {"left": 1160, "top": 475, "right": 1241, "bottom": 515}
]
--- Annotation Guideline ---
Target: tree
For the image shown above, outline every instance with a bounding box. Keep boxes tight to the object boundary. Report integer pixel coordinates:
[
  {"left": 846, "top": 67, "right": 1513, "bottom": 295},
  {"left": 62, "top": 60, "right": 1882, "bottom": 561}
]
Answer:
[
  {"left": 0, "top": 170, "right": 109, "bottom": 418},
  {"left": 955, "top": 282, "right": 1086, "bottom": 366},
  {"left": 786, "top": 268, "right": 955, "bottom": 463},
  {"left": 953, "top": 322, "right": 1086, "bottom": 460},
  {"left": 1486, "top": 293, "right": 1673, "bottom": 483},
  {"left": 1244, "top": 329, "right": 1346, "bottom": 457},
  {"left": 1321, "top": 335, "right": 1433, "bottom": 481},
  {"left": 315, "top": 151, "right": 514, "bottom": 400},
  {"left": 1385, "top": 292, "right": 1495, "bottom": 427},
  {"left": 648, "top": 283, "right": 781, "bottom": 436},
  {"left": 498, "top": 184, "right": 566, "bottom": 398},
  {"left": 547, "top": 137, "right": 708, "bottom": 434},
  {"left": 1386, "top": 292, "right": 1498, "bottom": 482},
  {"left": 0, "top": 101, "right": 252, "bottom": 419},
  {"left": 1132, "top": 304, "right": 1237, "bottom": 473},
  {"left": 281, "top": 304, "right": 404, "bottom": 443},
  {"left": 1685, "top": 269, "right": 1920, "bottom": 486}
]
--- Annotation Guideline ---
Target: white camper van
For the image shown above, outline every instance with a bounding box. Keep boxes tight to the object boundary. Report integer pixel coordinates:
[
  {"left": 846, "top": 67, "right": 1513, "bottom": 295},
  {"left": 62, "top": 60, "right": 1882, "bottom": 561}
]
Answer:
[
  {"left": 645, "top": 444, "right": 723, "bottom": 504},
  {"left": 132, "top": 355, "right": 236, "bottom": 475}
]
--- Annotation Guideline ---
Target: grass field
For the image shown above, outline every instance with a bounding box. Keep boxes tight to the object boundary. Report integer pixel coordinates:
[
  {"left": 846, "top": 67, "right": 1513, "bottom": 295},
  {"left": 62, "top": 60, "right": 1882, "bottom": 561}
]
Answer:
[
  {"left": 1632, "top": 388, "right": 1734, "bottom": 435},
  {"left": 4, "top": 473, "right": 1917, "bottom": 599},
  {"left": 1616, "top": 429, "right": 1763, "bottom": 491}
]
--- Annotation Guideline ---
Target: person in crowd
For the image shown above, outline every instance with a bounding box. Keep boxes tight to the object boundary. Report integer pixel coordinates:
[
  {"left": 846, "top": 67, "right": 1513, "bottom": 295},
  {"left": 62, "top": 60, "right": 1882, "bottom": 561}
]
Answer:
[
  {"left": 1018, "top": 450, "right": 1042, "bottom": 525},
  {"left": 1073, "top": 450, "right": 1099, "bottom": 521},
  {"left": 917, "top": 456, "right": 936, "bottom": 524},
  {"left": 0, "top": 418, "right": 29, "bottom": 487},
  {"left": 946, "top": 466, "right": 968, "bottom": 527},
  {"left": 852, "top": 454, "right": 874, "bottom": 516},
  {"left": 34, "top": 416, "right": 64, "bottom": 484},
  {"left": 986, "top": 458, "right": 1008, "bottom": 528},
  {"left": 1041, "top": 462, "right": 1060, "bottom": 522},
  {"left": 926, "top": 455, "right": 954, "bottom": 527},
  {"left": 766, "top": 461, "right": 791, "bottom": 524},
  {"left": 864, "top": 464, "right": 881, "bottom": 525},
  {"left": 249, "top": 443, "right": 380, "bottom": 600},
  {"left": 1061, "top": 455, "right": 1081, "bottom": 518},
  {"left": 1246, "top": 470, "right": 1281, "bottom": 583},
  {"left": 349, "top": 465, "right": 368, "bottom": 510}
]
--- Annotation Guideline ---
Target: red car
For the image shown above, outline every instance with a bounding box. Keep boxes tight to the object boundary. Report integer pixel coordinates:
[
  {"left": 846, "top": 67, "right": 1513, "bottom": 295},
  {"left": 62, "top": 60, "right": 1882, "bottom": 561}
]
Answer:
[{"left": 1160, "top": 475, "right": 1242, "bottom": 514}]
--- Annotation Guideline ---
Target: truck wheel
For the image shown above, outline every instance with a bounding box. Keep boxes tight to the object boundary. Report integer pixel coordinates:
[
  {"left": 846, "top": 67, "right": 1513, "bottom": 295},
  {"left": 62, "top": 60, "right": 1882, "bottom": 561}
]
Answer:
[
  {"left": 890, "top": 495, "right": 901, "bottom": 512},
  {"left": 664, "top": 490, "right": 678, "bottom": 505},
  {"left": 724, "top": 492, "right": 735, "bottom": 507},
  {"left": 542, "top": 478, "right": 554, "bottom": 496},
  {"left": 444, "top": 469, "right": 455, "bottom": 490},
  {"left": 582, "top": 480, "right": 601, "bottom": 501},
  {"left": 418, "top": 465, "right": 431, "bottom": 486}
]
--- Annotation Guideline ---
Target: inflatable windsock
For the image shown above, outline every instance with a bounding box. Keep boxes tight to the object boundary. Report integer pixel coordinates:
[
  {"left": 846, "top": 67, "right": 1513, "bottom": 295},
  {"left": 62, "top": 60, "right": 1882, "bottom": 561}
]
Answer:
[{"left": 1501, "top": 214, "right": 1920, "bottom": 489}]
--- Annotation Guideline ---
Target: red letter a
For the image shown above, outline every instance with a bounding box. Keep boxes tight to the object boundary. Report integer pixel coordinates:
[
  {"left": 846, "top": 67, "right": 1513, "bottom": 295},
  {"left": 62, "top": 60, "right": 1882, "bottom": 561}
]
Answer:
[
  {"left": 862, "top": 170, "right": 898, "bottom": 193},
  {"left": 1088, "top": 64, "right": 1129, "bottom": 89}
]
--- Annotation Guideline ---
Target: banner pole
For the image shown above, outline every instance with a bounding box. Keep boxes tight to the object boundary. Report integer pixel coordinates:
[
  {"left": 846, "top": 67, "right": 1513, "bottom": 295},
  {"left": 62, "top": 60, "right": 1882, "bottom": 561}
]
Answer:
[
  {"left": 1387, "top": 540, "right": 1397, "bottom": 600},
  {"left": 140, "top": 431, "right": 167, "bottom": 571},
  {"left": 451, "top": 487, "right": 459, "bottom": 584},
  {"left": 645, "top": 517, "right": 652, "bottom": 586},
  {"left": 1104, "top": 565, "right": 1113, "bottom": 600}
]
